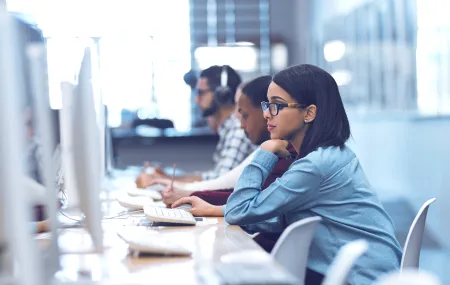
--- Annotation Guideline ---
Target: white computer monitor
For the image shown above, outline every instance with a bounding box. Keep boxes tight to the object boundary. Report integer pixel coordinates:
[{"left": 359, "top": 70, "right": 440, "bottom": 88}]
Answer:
[
  {"left": 0, "top": 6, "right": 43, "bottom": 285},
  {"left": 70, "top": 47, "right": 104, "bottom": 251},
  {"left": 104, "top": 105, "right": 115, "bottom": 176},
  {"left": 59, "top": 81, "right": 79, "bottom": 208},
  {"left": 56, "top": 44, "right": 105, "bottom": 252},
  {"left": 26, "top": 42, "right": 62, "bottom": 280}
]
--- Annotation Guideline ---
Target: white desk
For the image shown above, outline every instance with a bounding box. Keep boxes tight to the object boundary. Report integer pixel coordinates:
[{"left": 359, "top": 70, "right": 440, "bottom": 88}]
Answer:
[{"left": 39, "top": 200, "right": 297, "bottom": 285}]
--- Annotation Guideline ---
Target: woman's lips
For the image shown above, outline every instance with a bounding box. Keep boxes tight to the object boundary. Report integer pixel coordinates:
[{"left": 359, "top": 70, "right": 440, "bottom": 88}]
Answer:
[{"left": 267, "top": 124, "right": 276, "bottom": 132}]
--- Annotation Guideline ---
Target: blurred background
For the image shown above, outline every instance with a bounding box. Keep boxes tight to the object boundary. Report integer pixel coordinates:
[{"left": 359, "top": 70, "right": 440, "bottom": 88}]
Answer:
[{"left": 5, "top": 0, "right": 450, "bottom": 280}]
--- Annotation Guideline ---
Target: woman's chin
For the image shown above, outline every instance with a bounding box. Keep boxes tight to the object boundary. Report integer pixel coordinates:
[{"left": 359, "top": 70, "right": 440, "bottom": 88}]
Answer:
[
  {"left": 270, "top": 133, "right": 290, "bottom": 141},
  {"left": 270, "top": 133, "right": 281, "bottom": 140}
]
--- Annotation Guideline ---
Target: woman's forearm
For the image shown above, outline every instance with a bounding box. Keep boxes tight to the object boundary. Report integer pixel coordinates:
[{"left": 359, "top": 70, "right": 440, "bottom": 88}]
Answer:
[{"left": 208, "top": 205, "right": 225, "bottom": 217}]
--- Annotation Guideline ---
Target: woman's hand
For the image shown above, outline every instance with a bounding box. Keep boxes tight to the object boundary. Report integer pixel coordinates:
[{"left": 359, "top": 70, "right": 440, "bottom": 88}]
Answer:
[
  {"left": 160, "top": 187, "right": 193, "bottom": 207},
  {"left": 136, "top": 173, "right": 169, "bottom": 188},
  {"left": 36, "top": 220, "right": 49, "bottom": 233},
  {"left": 260, "top": 139, "right": 290, "bottom": 158},
  {"left": 171, "top": 196, "right": 223, "bottom": 217}
]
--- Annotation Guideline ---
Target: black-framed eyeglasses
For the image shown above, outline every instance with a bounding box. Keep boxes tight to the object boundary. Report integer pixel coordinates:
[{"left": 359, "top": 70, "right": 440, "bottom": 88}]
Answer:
[{"left": 261, "top": 101, "right": 307, "bottom": 116}]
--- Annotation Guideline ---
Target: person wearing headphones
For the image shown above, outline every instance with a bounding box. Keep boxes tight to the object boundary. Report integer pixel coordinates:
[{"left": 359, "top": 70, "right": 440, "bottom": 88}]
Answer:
[{"left": 136, "top": 65, "right": 256, "bottom": 184}]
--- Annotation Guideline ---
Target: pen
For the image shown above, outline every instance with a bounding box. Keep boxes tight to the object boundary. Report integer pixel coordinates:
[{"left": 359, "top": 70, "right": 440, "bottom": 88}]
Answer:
[{"left": 170, "top": 164, "right": 177, "bottom": 190}]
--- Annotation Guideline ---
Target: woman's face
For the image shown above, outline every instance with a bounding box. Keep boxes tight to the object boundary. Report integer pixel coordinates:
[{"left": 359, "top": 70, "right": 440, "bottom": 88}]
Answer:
[
  {"left": 264, "top": 82, "right": 307, "bottom": 140},
  {"left": 238, "top": 93, "right": 269, "bottom": 145}
]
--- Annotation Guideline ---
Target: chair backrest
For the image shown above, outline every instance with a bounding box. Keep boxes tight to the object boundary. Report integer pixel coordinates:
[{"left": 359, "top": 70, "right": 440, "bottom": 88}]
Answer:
[
  {"left": 321, "top": 239, "right": 369, "bottom": 285},
  {"left": 271, "top": 216, "right": 322, "bottom": 285},
  {"left": 373, "top": 269, "right": 441, "bottom": 285},
  {"left": 401, "top": 198, "right": 436, "bottom": 270}
]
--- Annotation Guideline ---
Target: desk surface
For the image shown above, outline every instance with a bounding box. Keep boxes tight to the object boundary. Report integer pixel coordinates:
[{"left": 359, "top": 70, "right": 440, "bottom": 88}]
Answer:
[{"left": 41, "top": 200, "right": 295, "bottom": 285}]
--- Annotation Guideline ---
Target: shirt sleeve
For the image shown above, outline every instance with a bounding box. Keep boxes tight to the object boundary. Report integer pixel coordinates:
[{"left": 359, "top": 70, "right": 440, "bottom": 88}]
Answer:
[
  {"left": 182, "top": 150, "right": 256, "bottom": 191},
  {"left": 224, "top": 149, "right": 322, "bottom": 226},
  {"left": 202, "top": 128, "right": 255, "bottom": 180},
  {"left": 29, "top": 222, "right": 38, "bottom": 233},
  {"left": 191, "top": 190, "right": 233, "bottom": 205},
  {"left": 234, "top": 216, "right": 286, "bottom": 234}
]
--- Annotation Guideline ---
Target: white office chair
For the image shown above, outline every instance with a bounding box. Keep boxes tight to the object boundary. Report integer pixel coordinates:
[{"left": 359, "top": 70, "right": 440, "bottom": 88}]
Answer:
[
  {"left": 374, "top": 269, "right": 441, "bottom": 285},
  {"left": 401, "top": 198, "right": 436, "bottom": 271},
  {"left": 321, "top": 239, "right": 368, "bottom": 285},
  {"left": 271, "top": 216, "right": 322, "bottom": 285}
]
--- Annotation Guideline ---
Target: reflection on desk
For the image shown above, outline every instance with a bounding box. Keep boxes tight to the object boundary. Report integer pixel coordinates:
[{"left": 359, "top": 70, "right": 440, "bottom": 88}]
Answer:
[{"left": 38, "top": 200, "right": 298, "bottom": 285}]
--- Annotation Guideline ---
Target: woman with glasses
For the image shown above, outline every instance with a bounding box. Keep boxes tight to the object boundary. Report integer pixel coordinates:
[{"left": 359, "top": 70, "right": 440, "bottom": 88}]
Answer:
[
  {"left": 223, "top": 64, "right": 402, "bottom": 285},
  {"left": 170, "top": 76, "right": 296, "bottom": 214}
]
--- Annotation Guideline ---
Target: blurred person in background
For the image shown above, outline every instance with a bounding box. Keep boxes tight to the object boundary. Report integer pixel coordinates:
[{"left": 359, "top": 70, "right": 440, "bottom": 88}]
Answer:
[
  {"left": 25, "top": 107, "right": 66, "bottom": 232},
  {"left": 151, "top": 77, "right": 296, "bottom": 215},
  {"left": 136, "top": 65, "right": 256, "bottom": 185}
]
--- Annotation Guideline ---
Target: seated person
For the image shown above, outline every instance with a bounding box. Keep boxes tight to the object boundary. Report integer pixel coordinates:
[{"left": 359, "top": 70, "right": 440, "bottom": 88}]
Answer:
[
  {"left": 136, "top": 65, "right": 256, "bottom": 185},
  {"left": 25, "top": 107, "right": 65, "bottom": 226},
  {"left": 221, "top": 64, "right": 402, "bottom": 285},
  {"left": 146, "top": 81, "right": 252, "bottom": 197},
  {"left": 164, "top": 76, "right": 295, "bottom": 209},
  {"left": 167, "top": 76, "right": 299, "bottom": 251},
  {"left": 30, "top": 221, "right": 49, "bottom": 233}
]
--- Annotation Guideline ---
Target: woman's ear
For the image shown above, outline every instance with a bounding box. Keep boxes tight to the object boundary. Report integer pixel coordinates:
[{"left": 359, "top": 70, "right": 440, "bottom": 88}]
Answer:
[{"left": 304, "top": 105, "right": 317, "bottom": 123}]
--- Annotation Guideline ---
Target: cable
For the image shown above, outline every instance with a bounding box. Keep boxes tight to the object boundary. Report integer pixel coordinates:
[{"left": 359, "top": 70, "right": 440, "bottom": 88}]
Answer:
[
  {"left": 59, "top": 210, "right": 83, "bottom": 222},
  {"left": 59, "top": 209, "right": 144, "bottom": 222},
  {"left": 103, "top": 210, "right": 144, "bottom": 220}
]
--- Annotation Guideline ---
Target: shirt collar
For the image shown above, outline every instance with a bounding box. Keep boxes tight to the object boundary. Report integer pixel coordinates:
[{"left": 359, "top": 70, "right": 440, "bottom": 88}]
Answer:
[{"left": 217, "top": 114, "right": 237, "bottom": 136}]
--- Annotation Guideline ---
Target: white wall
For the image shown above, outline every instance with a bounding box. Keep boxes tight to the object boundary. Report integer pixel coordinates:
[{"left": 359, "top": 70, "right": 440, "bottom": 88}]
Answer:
[{"left": 348, "top": 114, "right": 450, "bottom": 249}]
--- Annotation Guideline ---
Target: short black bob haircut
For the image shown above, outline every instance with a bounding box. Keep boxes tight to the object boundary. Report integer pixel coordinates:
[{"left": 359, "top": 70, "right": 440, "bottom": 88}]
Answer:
[{"left": 272, "top": 64, "right": 351, "bottom": 159}]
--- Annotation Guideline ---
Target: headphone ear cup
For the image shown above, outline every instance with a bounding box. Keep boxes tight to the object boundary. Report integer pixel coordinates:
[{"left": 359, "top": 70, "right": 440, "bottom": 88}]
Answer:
[{"left": 214, "top": 86, "right": 233, "bottom": 104}]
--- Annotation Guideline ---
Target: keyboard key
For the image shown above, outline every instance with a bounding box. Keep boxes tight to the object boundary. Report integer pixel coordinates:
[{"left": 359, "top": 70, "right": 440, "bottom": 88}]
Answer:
[{"left": 143, "top": 205, "right": 197, "bottom": 225}]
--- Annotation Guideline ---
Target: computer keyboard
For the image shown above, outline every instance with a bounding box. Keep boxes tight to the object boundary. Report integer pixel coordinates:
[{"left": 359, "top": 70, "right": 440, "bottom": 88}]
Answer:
[
  {"left": 220, "top": 250, "right": 273, "bottom": 264},
  {"left": 144, "top": 205, "right": 196, "bottom": 225},
  {"left": 117, "top": 228, "right": 192, "bottom": 256},
  {"left": 215, "top": 262, "right": 299, "bottom": 285}
]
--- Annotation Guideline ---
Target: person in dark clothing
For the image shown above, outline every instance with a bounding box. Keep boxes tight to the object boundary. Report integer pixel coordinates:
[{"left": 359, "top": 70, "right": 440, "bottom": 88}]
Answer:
[
  {"left": 171, "top": 75, "right": 296, "bottom": 217},
  {"left": 162, "top": 75, "right": 277, "bottom": 207}
]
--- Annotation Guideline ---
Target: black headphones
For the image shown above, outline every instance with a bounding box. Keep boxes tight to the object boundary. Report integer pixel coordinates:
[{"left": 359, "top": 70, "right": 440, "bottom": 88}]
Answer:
[{"left": 214, "top": 66, "right": 233, "bottom": 104}]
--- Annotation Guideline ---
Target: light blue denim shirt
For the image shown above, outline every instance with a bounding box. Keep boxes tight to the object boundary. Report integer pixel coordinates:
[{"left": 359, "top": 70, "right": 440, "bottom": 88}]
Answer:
[{"left": 224, "top": 146, "right": 402, "bottom": 285}]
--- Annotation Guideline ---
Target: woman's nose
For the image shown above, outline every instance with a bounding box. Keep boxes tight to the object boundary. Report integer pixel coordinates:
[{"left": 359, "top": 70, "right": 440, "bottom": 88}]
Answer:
[{"left": 263, "top": 109, "right": 271, "bottom": 120}]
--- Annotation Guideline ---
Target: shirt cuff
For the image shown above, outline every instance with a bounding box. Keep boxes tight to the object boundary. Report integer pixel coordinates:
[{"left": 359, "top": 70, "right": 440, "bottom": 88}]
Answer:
[
  {"left": 202, "top": 171, "right": 218, "bottom": 181},
  {"left": 252, "top": 149, "right": 278, "bottom": 172},
  {"left": 29, "top": 222, "right": 37, "bottom": 233}
]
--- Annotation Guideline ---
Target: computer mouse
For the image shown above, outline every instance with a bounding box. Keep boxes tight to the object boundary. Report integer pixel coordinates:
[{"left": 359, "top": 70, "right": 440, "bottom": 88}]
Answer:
[
  {"left": 220, "top": 249, "right": 273, "bottom": 264},
  {"left": 127, "top": 188, "right": 163, "bottom": 200},
  {"left": 116, "top": 193, "right": 155, "bottom": 210},
  {"left": 174, "top": 203, "right": 192, "bottom": 211}
]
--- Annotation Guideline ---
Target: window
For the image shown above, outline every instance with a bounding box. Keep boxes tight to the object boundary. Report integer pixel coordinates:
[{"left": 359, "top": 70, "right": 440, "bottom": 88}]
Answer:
[
  {"left": 8, "top": 0, "right": 192, "bottom": 130},
  {"left": 46, "top": 38, "right": 91, "bottom": 109},
  {"left": 314, "top": 0, "right": 418, "bottom": 112},
  {"left": 189, "top": 0, "right": 272, "bottom": 126},
  {"left": 416, "top": 0, "right": 450, "bottom": 114}
]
